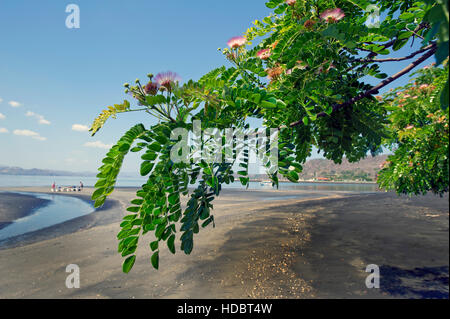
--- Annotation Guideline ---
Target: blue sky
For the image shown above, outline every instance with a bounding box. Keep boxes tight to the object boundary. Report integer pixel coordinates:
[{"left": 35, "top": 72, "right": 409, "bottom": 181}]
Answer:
[{"left": 0, "top": 0, "right": 434, "bottom": 174}]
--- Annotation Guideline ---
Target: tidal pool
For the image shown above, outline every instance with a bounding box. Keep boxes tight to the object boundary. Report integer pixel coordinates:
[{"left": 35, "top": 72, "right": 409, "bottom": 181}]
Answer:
[{"left": 0, "top": 192, "right": 94, "bottom": 241}]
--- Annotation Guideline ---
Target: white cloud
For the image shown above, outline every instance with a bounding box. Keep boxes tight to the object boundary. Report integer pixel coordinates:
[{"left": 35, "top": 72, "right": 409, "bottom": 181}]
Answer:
[
  {"left": 13, "top": 129, "right": 46, "bottom": 141},
  {"left": 0, "top": 128, "right": 8, "bottom": 133},
  {"left": 0, "top": 113, "right": 5, "bottom": 120},
  {"left": 84, "top": 141, "right": 113, "bottom": 149},
  {"left": 9, "top": 101, "right": 22, "bottom": 108},
  {"left": 0, "top": 98, "right": 3, "bottom": 103},
  {"left": 25, "top": 111, "right": 51, "bottom": 125},
  {"left": 72, "top": 124, "right": 90, "bottom": 132}
]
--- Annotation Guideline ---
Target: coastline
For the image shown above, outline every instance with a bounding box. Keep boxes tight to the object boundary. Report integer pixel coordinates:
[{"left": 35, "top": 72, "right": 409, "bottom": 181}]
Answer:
[
  {"left": 0, "top": 187, "right": 447, "bottom": 298},
  {"left": 0, "top": 192, "right": 51, "bottom": 231}
]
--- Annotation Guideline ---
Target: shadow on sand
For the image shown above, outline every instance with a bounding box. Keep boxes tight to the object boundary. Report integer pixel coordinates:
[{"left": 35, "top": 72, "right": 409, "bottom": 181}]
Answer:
[{"left": 380, "top": 265, "right": 449, "bottom": 299}]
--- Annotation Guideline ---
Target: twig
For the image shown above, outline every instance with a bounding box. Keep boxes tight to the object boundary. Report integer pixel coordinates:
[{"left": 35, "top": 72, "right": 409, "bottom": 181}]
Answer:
[{"left": 356, "top": 44, "right": 435, "bottom": 63}]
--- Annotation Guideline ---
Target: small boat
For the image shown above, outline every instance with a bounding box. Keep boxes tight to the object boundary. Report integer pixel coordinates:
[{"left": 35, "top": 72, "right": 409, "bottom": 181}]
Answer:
[{"left": 260, "top": 181, "right": 272, "bottom": 186}]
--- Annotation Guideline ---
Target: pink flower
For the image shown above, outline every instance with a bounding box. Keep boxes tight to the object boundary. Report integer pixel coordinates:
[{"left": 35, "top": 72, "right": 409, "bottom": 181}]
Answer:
[
  {"left": 286, "top": 0, "right": 296, "bottom": 6},
  {"left": 419, "top": 84, "right": 429, "bottom": 90},
  {"left": 405, "top": 125, "right": 414, "bottom": 130},
  {"left": 257, "top": 49, "right": 271, "bottom": 60},
  {"left": 154, "top": 71, "right": 181, "bottom": 91},
  {"left": 320, "top": 8, "right": 345, "bottom": 22},
  {"left": 266, "top": 66, "right": 284, "bottom": 81},
  {"left": 227, "top": 36, "right": 246, "bottom": 49},
  {"left": 403, "top": 94, "right": 411, "bottom": 98}
]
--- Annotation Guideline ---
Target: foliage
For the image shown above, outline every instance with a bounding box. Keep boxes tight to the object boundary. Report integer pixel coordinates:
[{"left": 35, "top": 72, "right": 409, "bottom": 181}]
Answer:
[
  {"left": 89, "top": 0, "right": 449, "bottom": 272},
  {"left": 377, "top": 64, "right": 449, "bottom": 195}
]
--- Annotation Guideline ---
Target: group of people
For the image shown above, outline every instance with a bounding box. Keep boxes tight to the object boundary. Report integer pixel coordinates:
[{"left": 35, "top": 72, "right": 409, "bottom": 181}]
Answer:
[{"left": 51, "top": 181, "right": 84, "bottom": 192}]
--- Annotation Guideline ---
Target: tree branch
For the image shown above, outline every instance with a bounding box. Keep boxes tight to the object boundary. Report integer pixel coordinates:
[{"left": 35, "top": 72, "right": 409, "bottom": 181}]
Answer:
[
  {"left": 356, "top": 44, "right": 435, "bottom": 63},
  {"left": 290, "top": 44, "right": 437, "bottom": 127}
]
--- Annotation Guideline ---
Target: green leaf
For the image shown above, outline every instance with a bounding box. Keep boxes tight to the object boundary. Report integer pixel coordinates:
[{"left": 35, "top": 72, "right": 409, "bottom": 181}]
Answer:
[
  {"left": 151, "top": 251, "right": 159, "bottom": 269},
  {"left": 122, "top": 255, "right": 136, "bottom": 273},
  {"left": 398, "top": 31, "right": 413, "bottom": 40},
  {"left": 393, "top": 39, "right": 408, "bottom": 51},
  {"left": 182, "top": 238, "right": 193, "bottom": 255},
  {"left": 141, "top": 152, "right": 157, "bottom": 161},
  {"left": 150, "top": 240, "right": 158, "bottom": 251},
  {"left": 91, "top": 188, "right": 104, "bottom": 201},
  {"left": 260, "top": 100, "right": 277, "bottom": 108},
  {"left": 167, "top": 234, "right": 176, "bottom": 254},
  {"left": 441, "top": 79, "right": 449, "bottom": 110},
  {"left": 119, "top": 143, "right": 130, "bottom": 152},
  {"left": 201, "top": 216, "right": 214, "bottom": 228},
  {"left": 130, "top": 147, "right": 143, "bottom": 152},
  {"left": 168, "top": 193, "right": 179, "bottom": 205},
  {"left": 94, "top": 197, "right": 106, "bottom": 208},
  {"left": 399, "top": 12, "right": 414, "bottom": 20},
  {"left": 126, "top": 206, "right": 140, "bottom": 213},
  {"left": 435, "top": 41, "right": 449, "bottom": 66},
  {"left": 131, "top": 199, "right": 144, "bottom": 205},
  {"left": 148, "top": 142, "right": 161, "bottom": 152},
  {"left": 140, "top": 161, "right": 154, "bottom": 176},
  {"left": 288, "top": 170, "right": 299, "bottom": 182},
  {"left": 155, "top": 135, "right": 168, "bottom": 144}
]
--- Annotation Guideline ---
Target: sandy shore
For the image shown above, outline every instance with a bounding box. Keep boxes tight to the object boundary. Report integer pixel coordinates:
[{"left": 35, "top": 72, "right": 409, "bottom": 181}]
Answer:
[{"left": 0, "top": 187, "right": 448, "bottom": 299}]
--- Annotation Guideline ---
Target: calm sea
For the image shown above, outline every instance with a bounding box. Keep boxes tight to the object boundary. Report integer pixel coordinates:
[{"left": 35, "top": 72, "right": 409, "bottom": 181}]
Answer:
[{"left": 0, "top": 174, "right": 378, "bottom": 192}]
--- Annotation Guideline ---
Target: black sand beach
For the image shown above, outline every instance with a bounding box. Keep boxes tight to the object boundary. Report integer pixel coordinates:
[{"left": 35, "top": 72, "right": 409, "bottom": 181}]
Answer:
[{"left": 0, "top": 187, "right": 448, "bottom": 298}]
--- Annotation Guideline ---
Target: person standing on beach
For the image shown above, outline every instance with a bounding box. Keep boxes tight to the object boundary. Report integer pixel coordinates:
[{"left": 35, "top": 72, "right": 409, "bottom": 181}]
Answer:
[
  {"left": 51, "top": 182, "right": 56, "bottom": 192},
  {"left": 80, "top": 181, "right": 84, "bottom": 190}
]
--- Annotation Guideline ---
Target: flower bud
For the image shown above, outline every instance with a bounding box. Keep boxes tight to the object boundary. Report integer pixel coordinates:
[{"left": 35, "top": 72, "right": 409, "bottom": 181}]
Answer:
[{"left": 144, "top": 82, "right": 158, "bottom": 96}]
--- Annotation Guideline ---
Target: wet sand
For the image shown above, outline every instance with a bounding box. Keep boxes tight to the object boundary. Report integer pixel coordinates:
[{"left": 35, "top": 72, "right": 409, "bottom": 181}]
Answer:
[
  {"left": 0, "top": 192, "right": 50, "bottom": 231},
  {"left": 0, "top": 187, "right": 448, "bottom": 299}
]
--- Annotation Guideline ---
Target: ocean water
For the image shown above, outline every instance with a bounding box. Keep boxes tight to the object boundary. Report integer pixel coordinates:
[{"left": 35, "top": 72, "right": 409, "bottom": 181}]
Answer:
[{"left": 0, "top": 174, "right": 379, "bottom": 192}]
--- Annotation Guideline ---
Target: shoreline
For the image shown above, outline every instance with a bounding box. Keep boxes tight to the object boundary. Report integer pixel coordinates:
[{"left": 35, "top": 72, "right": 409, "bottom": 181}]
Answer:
[
  {"left": 0, "top": 188, "right": 120, "bottom": 250},
  {"left": 0, "top": 191, "right": 51, "bottom": 231},
  {"left": 0, "top": 186, "right": 341, "bottom": 250}
]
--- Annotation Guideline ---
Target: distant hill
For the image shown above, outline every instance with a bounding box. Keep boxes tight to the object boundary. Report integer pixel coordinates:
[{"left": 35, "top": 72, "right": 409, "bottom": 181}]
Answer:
[
  {"left": 1, "top": 154, "right": 388, "bottom": 181},
  {"left": 298, "top": 155, "right": 388, "bottom": 181},
  {"left": 247, "top": 154, "right": 388, "bottom": 182},
  {"left": 0, "top": 166, "right": 95, "bottom": 177}
]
